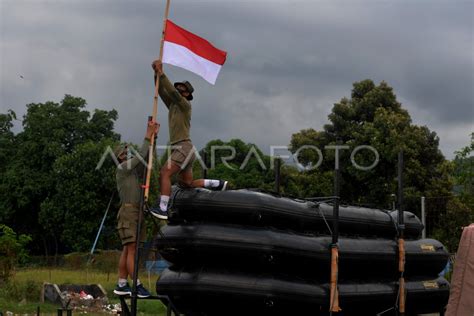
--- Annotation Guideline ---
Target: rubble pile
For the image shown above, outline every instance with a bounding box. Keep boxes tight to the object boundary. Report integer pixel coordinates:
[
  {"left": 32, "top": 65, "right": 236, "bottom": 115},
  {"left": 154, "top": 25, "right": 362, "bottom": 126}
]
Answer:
[{"left": 59, "top": 289, "right": 107, "bottom": 310}]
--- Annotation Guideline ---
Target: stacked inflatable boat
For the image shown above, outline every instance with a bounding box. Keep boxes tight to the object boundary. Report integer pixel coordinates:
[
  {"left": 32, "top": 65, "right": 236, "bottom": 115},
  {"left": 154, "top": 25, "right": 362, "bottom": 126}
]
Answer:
[{"left": 155, "top": 188, "right": 450, "bottom": 315}]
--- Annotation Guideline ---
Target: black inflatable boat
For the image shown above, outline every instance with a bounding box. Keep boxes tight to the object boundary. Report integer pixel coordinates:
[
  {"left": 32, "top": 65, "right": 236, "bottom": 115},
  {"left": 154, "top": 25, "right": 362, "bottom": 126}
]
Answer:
[
  {"left": 169, "top": 188, "right": 424, "bottom": 238},
  {"left": 155, "top": 188, "right": 448, "bottom": 315},
  {"left": 155, "top": 223, "right": 448, "bottom": 278},
  {"left": 156, "top": 267, "right": 450, "bottom": 316}
]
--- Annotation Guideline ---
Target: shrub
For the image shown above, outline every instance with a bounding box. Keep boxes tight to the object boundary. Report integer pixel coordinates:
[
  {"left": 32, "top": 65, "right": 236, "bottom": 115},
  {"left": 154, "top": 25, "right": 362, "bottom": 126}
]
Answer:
[
  {"left": 0, "top": 279, "right": 41, "bottom": 302},
  {"left": 0, "top": 225, "right": 31, "bottom": 282},
  {"left": 431, "top": 197, "right": 473, "bottom": 253},
  {"left": 63, "top": 252, "right": 88, "bottom": 270},
  {"left": 92, "top": 250, "right": 120, "bottom": 273}
]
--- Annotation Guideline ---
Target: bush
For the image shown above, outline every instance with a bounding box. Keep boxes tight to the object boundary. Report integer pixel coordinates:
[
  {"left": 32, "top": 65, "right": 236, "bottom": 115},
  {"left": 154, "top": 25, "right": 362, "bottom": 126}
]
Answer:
[
  {"left": 92, "top": 250, "right": 121, "bottom": 274},
  {"left": 0, "top": 279, "right": 41, "bottom": 302},
  {"left": 431, "top": 197, "right": 473, "bottom": 252},
  {"left": 0, "top": 225, "right": 31, "bottom": 282},
  {"left": 63, "top": 252, "right": 88, "bottom": 270},
  {"left": 62, "top": 250, "right": 121, "bottom": 273}
]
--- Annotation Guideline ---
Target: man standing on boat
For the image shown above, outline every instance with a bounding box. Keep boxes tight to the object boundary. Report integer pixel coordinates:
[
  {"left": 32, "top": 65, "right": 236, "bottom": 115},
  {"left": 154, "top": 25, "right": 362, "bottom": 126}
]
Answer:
[
  {"left": 150, "top": 60, "right": 228, "bottom": 220},
  {"left": 113, "top": 120, "right": 159, "bottom": 298}
]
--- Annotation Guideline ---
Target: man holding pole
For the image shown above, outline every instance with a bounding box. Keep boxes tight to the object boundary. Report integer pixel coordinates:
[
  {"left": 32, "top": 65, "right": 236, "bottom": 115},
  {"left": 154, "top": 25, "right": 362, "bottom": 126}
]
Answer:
[
  {"left": 113, "top": 120, "right": 159, "bottom": 297},
  {"left": 150, "top": 60, "right": 228, "bottom": 220}
]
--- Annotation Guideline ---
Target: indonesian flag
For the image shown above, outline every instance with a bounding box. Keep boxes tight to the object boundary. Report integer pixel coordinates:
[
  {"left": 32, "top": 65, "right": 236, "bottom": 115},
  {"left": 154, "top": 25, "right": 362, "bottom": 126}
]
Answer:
[{"left": 162, "top": 20, "right": 227, "bottom": 85}]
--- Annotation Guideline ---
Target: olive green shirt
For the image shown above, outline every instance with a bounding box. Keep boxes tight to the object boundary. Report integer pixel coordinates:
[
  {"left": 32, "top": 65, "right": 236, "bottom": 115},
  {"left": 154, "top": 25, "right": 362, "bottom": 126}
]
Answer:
[
  {"left": 158, "top": 73, "right": 192, "bottom": 144},
  {"left": 116, "top": 138, "right": 150, "bottom": 206}
]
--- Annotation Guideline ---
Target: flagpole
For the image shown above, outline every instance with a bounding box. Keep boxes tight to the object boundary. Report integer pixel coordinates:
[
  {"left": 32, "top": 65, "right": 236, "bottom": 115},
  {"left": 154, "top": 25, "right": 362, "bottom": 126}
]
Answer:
[
  {"left": 144, "top": 0, "right": 171, "bottom": 202},
  {"left": 130, "top": 2, "right": 171, "bottom": 315}
]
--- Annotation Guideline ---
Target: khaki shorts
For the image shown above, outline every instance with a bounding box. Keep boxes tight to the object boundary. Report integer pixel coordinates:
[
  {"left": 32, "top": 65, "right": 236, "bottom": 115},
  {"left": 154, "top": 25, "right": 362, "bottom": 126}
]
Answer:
[
  {"left": 169, "top": 140, "right": 195, "bottom": 170},
  {"left": 117, "top": 204, "right": 146, "bottom": 246}
]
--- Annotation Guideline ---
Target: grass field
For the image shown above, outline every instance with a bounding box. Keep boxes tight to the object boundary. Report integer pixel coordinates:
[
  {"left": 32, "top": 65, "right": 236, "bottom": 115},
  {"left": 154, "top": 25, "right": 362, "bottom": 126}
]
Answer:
[{"left": 0, "top": 268, "right": 166, "bottom": 315}]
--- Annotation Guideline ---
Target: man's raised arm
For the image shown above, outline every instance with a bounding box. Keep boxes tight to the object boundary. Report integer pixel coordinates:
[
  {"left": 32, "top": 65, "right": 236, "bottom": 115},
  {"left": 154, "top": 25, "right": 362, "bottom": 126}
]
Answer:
[{"left": 152, "top": 60, "right": 182, "bottom": 108}]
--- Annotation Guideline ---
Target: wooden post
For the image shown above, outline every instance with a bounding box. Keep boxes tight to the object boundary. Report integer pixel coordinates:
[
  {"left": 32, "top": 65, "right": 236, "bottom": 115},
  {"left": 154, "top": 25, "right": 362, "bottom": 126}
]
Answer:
[
  {"left": 330, "top": 155, "right": 341, "bottom": 312},
  {"left": 329, "top": 247, "right": 341, "bottom": 312},
  {"left": 144, "top": 0, "right": 171, "bottom": 202},
  {"left": 398, "top": 150, "right": 406, "bottom": 315}
]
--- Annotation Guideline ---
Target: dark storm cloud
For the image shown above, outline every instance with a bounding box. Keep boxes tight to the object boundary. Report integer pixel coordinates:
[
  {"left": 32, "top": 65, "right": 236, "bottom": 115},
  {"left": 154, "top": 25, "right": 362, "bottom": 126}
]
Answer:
[{"left": 1, "top": 0, "right": 472, "bottom": 159}]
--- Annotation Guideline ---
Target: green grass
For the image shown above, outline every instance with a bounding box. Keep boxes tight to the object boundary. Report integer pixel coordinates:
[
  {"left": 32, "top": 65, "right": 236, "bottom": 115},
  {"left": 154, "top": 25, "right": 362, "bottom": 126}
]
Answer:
[
  {"left": 0, "top": 298, "right": 58, "bottom": 314},
  {"left": 1, "top": 268, "right": 166, "bottom": 315},
  {"left": 14, "top": 267, "right": 118, "bottom": 290}
]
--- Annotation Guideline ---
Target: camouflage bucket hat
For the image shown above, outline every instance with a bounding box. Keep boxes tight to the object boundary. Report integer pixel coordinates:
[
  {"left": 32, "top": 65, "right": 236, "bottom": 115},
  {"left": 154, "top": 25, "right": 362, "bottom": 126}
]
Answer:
[
  {"left": 174, "top": 81, "right": 194, "bottom": 101},
  {"left": 113, "top": 144, "right": 127, "bottom": 158}
]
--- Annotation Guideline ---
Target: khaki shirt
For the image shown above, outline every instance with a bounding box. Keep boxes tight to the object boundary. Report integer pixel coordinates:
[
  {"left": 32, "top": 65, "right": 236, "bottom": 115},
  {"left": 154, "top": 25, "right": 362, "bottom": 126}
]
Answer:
[
  {"left": 116, "top": 138, "right": 150, "bottom": 206},
  {"left": 158, "top": 73, "right": 192, "bottom": 144}
]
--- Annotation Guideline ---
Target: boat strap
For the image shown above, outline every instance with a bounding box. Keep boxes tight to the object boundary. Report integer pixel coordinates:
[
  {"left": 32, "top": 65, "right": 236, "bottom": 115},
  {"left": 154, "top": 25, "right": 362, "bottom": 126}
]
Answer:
[{"left": 317, "top": 206, "right": 333, "bottom": 236}]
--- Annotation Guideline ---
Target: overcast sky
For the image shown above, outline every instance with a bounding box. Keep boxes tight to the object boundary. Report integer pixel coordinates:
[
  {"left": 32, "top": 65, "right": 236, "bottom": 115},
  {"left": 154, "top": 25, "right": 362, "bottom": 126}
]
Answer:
[{"left": 1, "top": 0, "right": 473, "bottom": 160}]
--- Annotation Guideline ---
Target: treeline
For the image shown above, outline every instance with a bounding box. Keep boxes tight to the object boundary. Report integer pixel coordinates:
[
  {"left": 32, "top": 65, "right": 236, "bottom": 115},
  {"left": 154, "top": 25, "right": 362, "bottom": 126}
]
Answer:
[
  {"left": 1, "top": 80, "right": 472, "bottom": 256},
  {"left": 0, "top": 96, "right": 120, "bottom": 255}
]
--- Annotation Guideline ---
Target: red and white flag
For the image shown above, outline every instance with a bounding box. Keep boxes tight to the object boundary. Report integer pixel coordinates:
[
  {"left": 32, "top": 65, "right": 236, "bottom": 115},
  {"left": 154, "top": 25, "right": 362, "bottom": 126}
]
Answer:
[{"left": 162, "top": 20, "right": 227, "bottom": 85}]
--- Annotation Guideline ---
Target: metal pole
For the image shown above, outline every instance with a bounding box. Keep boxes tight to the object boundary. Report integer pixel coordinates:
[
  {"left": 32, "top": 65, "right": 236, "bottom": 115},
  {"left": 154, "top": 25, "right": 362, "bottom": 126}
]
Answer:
[
  {"left": 398, "top": 151, "right": 404, "bottom": 229},
  {"left": 421, "top": 196, "right": 426, "bottom": 239},
  {"left": 131, "top": 118, "right": 153, "bottom": 315},
  {"left": 89, "top": 192, "right": 115, "bottom": 260},
  {"left": 202, "top": 150, "right": 208, "bottom": 179},
  {"left": 332, "top": 167, "right": 340, "bottom": 245},
  {"left": 274, "top": 158, "right": 281, "bottom": 194},
  {"left": 398, "top": 150, "right": 406, "bottom": 316}
]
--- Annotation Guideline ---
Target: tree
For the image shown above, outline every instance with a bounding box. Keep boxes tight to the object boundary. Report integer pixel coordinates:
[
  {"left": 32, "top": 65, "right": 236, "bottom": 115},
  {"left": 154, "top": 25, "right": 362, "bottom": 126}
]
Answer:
[
  {"left": 39, "top": 139, "right": 120, "bottom": 253},
  {"left": 199, "top": 139, "right": 276, "bottom": 190},
  {"left": 431, "top": 197, "right": 472, "bottom": 252},
  {"left": 0, "top": 110, "right": 17, "bottom": 171},
  {"left": 431, "top": 133, "right": 474, "bottom": 252},
  {"left": 453, "top": 133, "right": 474, "bottom": 208},
  {"left": 289, "top": 80, "right": 452, "bottom": 209},
  {"left": 278, "top": 166, "right": 334, "bottom": 198},
  {"left": 0, "top": 95, "right": 120, "bottom": 255},
  {"left": 0, "top": 110, "right": 18, "bottom": 222}
]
